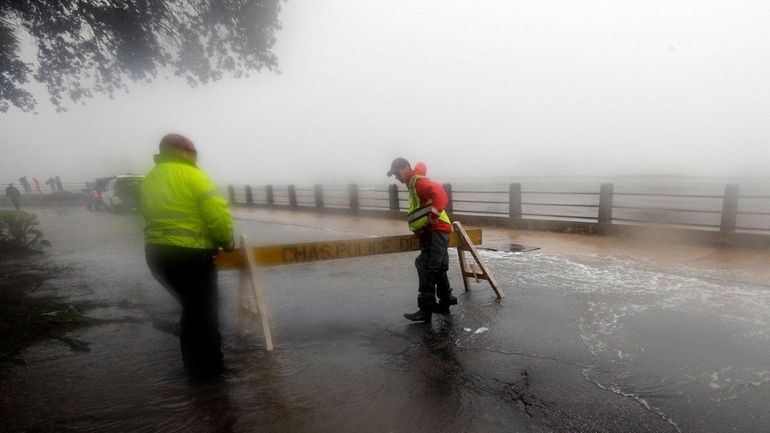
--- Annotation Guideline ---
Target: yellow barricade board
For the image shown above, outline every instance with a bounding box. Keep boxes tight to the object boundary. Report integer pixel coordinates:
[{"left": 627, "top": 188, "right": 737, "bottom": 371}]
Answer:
[
  {"left": 225, "top": 224, "right": 497, "bottom": 351},
  {"left": 215, "top": 228, "right": 482, "bottom": 269}
]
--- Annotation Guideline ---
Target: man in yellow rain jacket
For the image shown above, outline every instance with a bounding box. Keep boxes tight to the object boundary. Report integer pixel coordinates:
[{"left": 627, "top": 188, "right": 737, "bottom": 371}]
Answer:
[{"left": 141, "top": 133, "right": 234, "bottom": 378}]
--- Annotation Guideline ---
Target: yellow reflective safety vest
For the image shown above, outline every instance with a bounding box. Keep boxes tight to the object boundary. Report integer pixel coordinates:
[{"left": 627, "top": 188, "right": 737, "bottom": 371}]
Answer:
[
  {"left": 140, "top": 155, "right": 233, "bottom": 250},
  {"left": 407, "top": 175, "right": 451, "bottom": 233}
]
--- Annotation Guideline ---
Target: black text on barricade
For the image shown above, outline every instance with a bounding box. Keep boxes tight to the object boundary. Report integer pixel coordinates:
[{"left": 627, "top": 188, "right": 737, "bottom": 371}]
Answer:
[{"left": 215, "top": 229, "right": 482, "bottom": 268}]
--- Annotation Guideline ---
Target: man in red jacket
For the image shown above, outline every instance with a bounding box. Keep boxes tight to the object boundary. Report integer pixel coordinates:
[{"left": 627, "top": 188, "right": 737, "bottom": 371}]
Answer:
[{"left": 387, "top": 158, "right": 456, "bottom": 322}]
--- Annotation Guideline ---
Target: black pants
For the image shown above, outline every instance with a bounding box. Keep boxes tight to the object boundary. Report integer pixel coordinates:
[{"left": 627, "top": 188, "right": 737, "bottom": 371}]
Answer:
[
  {"left": 415, "top": 230, "right": 451, "bottom": 310},
  {"left": 145, "top": 244, "right": 223, "bottom": 377}
]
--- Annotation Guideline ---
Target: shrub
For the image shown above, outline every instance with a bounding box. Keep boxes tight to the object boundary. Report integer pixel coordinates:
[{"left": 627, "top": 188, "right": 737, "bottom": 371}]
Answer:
[{"left": 0, "top": 211, "right": 50, "bottom": 254}]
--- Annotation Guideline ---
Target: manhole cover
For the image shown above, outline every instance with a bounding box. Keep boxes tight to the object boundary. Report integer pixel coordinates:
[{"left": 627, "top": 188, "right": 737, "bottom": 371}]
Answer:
[{"left": 480, "top": 243, "right": 540, "bottom": 253}]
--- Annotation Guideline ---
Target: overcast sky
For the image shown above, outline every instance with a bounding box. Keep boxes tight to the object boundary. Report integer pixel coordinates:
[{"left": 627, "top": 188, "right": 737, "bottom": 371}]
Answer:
[{"left": 2, "top": 0, "right": 770, "bottom": 186}]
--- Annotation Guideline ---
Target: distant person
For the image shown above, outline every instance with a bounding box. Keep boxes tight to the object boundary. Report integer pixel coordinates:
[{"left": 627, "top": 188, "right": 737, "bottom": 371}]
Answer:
[
  {"left": 33, "top": 177, "right": 41, "bottom": 193},
  {"left": 387, "top": 158, "right": 456, "bottom": 323},
  {"left": 83, "top": 182, "right": 95, "bottom": 210},
  {"left": 45, "top": 177, "right": 55, "bottom": 192},
  {"left": 54, "top": 175, "right": 64, "bottom": 192},
  {"left": 141, "top": 133, "right": 234, "bottom": 379},
  {"left": 6, "top": 183, "right": 21, "bottom": 210},
  {"left": 18, "top": 176, "right": 31, "bottom": 193}
]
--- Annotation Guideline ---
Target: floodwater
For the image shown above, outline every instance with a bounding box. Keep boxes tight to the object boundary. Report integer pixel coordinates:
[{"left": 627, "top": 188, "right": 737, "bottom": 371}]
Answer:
[{"left": 2, "top": 207, "right": 769, "bottom": 432}]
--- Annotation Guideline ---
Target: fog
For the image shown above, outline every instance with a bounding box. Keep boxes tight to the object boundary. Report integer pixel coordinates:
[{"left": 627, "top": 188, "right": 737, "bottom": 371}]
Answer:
[{"left": 2, "top": 0, "right": 770, "bottom": 186}]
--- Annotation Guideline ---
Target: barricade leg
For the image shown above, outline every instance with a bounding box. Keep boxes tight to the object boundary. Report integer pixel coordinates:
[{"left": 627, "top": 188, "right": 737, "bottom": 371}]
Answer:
[
  {"left": 240, "top": 235, "right": 275, "bottom": 351},
  {"left": 456, "top": 246, "right": 472, "bottom": 292},
  {"left": 453, "top": 221, "right": 504, "bottom": 299}
]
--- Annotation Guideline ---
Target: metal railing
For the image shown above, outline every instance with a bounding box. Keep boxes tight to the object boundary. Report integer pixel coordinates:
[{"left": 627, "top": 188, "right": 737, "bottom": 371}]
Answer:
[
  {"left": 736, "top": 193, "right": 770, "bottom": 233},
  {"left": 1, "top": 180, "right": 88, "bottom": 194},
  {"left": 228, "top": 182, "right": 770, "bottom": 235}
]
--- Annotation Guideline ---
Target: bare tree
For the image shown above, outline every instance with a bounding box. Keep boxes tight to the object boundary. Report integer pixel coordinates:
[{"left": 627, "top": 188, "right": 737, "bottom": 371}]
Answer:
[{"left": 0, "top": 0, "right": 282, "bottom": 112}]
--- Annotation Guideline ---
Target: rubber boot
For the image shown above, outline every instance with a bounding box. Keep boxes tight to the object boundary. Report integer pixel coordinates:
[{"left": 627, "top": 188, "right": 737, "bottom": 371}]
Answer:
[
  {"left": 404, "top": 296, "right": 434, "bottom": 322},
  {"left": 403, "top": 309, "right": 432, "bottom": 322},
  {"left": 435, "top": 288, "right": 457, "bottom": 314}
]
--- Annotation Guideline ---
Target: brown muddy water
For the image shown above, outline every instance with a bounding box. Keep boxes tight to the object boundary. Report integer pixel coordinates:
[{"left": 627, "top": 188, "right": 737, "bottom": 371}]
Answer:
[{"left": 1, "top": 207, "right": 769, "bottom": 432}]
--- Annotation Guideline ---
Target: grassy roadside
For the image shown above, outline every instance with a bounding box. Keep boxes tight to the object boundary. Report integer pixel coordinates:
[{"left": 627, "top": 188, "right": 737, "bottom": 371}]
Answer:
[{"left": 0, "top": 259, "right": 95, "bottom": 365}]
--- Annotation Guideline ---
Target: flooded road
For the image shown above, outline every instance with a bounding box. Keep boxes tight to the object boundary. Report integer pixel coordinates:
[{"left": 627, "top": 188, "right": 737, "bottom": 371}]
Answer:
[{"left": 2, "top": 207, "right": 769, "bottom": 432}]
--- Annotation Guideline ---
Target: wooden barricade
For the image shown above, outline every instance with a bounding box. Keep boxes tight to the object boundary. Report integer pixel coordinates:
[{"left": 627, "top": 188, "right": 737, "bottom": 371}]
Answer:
[
  {"left": 454, "top": 221, "right": 504, "bottom": 298},
  {"left": 216, "top": 224, "right": 502, "bottom": 351}
]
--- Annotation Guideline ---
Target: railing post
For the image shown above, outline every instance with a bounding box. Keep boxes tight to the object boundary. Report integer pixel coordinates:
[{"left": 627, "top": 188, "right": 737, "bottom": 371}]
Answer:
[
  {"left": 314, "top": 184, "right": 324, "bottom": 208},
  {"left": 509, "top": 183, "right": 522, "bottom": 223},
  {"left": 227, "top": 185, "right": 236, "bottom": 205},
  {"left": 389, "top": 184, "right": 400, "bottom": 211},
  {"left": 288, "top": 185, "right": 297, "bottom": 207},
  {"left": 720, "top": 184, "right": 740, "bottom": 233},
  {"left": 266, "top": 185, "right": 274, "bottom": 205},
  {"left": 244, "top": 185, "right": 253, "bottom": 206},
  {"left": 348, "top": 183, "right": 359, "bottom": 212},
  {"left": 598, "top": 183, "right": 614, "bottom": 224},
  {"left": 443, "top": 183, "right": 453, "bottom": 216}
]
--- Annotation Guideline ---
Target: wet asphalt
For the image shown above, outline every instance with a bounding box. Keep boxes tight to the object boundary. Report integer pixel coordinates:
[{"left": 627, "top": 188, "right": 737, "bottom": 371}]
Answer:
[{"left": 1, "top": 206, "right": 769, "bottom": 433}]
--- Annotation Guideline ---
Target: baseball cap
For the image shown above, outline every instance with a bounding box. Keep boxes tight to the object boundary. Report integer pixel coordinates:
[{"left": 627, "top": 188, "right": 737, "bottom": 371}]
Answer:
[{"left": 386, "top": 157, "right": 410, "bottom": 177}]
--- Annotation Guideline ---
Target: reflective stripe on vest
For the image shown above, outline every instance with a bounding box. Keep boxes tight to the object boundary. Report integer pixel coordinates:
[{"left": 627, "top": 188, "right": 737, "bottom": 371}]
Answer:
[
  {"left": 407, "top": 204, "right": 433, "bottom": 224},
  {"left": 163, "top": 228, "right": 204, "bottom": 239},
  {"left": 145, "top": 210, "right": 196, "bottom": 220},
  {"left": 407, "top": 175, "right": 451, "bottom": 232}
]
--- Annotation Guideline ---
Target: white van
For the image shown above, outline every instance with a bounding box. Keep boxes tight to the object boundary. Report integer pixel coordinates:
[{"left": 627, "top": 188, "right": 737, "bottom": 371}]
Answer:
[{"left": 101, "top": 175, "right": 144, "bottom": 212}]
